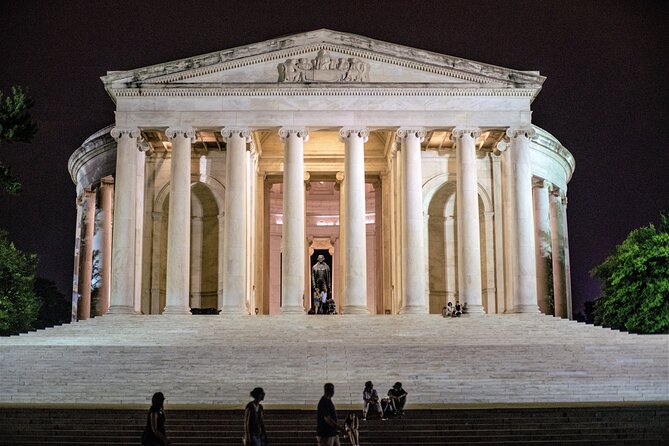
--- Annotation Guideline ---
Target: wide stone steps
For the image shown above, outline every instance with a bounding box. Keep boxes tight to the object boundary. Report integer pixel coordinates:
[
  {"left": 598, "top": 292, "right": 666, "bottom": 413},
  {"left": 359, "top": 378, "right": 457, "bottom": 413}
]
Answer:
[
  {"left": 0, "top": 314, "right": 667, "bottom": 406},
  {"left": 0, "top": 407, "right": 666, "bottom": 445}
]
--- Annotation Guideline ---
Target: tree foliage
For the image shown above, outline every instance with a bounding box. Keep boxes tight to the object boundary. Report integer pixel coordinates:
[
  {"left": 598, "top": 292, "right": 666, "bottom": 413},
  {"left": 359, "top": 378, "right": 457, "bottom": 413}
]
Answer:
[
  {"left": 0, "top": 86, "right": 38, "bottom": 195},
  {"left": 34, "top": 278, "right": 71, "bottom": 329},
  {"left": 0, "top": 230, "right": 39, "bottom": 335},
  {"left": 591, "top": 213, "right": 669, "bottom": 334}
]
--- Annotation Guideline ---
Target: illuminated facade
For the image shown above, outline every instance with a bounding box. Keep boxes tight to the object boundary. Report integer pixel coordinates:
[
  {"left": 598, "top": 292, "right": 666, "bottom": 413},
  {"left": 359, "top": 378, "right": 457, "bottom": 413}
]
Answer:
[{"left": 68, "top": 30, "right": 574, "bottom": 319}]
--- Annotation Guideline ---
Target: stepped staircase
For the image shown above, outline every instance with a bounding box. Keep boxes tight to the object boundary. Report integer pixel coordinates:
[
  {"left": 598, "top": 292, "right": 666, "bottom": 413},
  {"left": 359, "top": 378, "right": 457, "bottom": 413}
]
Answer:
[
  {"left": 0, "top": 313, "right": 667, "bottom": 444},
  {"left": 1, "top": 406, "right": 667, "bottom": 445}
]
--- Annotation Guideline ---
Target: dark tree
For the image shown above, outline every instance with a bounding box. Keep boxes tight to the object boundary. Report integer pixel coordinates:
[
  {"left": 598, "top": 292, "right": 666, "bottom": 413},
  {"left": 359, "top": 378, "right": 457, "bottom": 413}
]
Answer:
[
  {"left": 34, "top": 278, "right": 71, "bottom": 329},
  {"left": 590, "top": 212, "right": 669, "bottom": 334},
  {"left": 0, "top": 230, "right": 39, "bottom": 335},
  {"left": 0, "top": 86, "right": 38, "bottom": 194}
]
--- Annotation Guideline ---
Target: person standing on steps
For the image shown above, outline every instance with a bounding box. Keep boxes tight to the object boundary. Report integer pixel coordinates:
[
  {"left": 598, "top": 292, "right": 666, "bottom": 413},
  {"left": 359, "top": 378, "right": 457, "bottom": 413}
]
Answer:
[
  {"left": 141, "top": 392, "right": 171, "bottom": 446},
  {"left": 244, "top": 387, "right": 267, "bottom": 446},
  {"left": 317, "top": 383, "right": 346, "bottom": 446}
]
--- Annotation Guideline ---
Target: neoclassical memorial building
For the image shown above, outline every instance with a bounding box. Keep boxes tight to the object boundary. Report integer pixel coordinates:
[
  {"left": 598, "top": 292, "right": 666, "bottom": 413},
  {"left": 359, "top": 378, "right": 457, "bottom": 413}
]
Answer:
[{"left": 68, "top": 29, "right": 574, "bottom": 320}]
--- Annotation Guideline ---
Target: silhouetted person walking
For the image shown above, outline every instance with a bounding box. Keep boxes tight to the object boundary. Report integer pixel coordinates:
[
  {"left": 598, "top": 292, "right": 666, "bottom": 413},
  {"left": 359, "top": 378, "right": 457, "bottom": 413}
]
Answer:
[
  {"left": 244, "top": 387, "right": 267, "bottom": 446},
  {"left": 141, "top": 392, "right": 171, "bottom": 446},
  {"left": 317, "top": 383, "right": 345, "bottom": 446}
]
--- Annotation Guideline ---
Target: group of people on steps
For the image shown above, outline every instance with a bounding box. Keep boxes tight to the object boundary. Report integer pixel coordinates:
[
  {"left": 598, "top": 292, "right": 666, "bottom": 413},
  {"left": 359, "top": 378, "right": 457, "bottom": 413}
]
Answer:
[{"left": 142, "top": 381, "right": 408, "bottom": 446}]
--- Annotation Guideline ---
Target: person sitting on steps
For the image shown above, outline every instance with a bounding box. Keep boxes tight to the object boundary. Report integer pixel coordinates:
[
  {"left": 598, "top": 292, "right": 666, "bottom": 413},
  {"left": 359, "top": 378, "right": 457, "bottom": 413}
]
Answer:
[
  {"left": 344, "top": 411, "right": 360, "bottom": 446},
  {"left": 387, "top": 382, "right": 408, "bottom": 415},
  {"left": 362, "top": 381, "right": 387, "bottom": 421}
]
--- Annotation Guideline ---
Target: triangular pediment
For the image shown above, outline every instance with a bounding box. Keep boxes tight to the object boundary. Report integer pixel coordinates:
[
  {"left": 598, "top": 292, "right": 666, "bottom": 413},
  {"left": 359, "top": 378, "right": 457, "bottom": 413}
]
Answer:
[{"left": 103, "top": 29, "right": 544, "bottom": 94}]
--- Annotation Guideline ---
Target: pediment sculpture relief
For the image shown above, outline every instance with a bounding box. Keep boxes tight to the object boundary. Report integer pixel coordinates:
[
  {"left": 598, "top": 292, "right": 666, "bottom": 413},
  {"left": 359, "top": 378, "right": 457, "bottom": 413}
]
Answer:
[{"left": 278, "top": 49, "right": 370, "bottom": 83}]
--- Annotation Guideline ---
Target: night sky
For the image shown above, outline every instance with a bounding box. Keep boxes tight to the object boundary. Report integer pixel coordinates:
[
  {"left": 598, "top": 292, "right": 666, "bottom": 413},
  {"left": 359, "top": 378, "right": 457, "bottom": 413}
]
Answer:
[{"left": 1, "top": 1, "right": 667, "bottom": 314}]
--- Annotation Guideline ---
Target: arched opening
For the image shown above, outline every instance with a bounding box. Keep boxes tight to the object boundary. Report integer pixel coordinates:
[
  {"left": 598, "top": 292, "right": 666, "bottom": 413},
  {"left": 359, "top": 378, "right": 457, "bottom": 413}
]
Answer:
[
  {"left": 427, "top": 182, "right": 457, "bottom": 314},
  {"left": 189, "top": 183, "right": 219, "bottom": 309},
  {"left": 156, "top": 182, "right": 220, "bottom": 313},
  {"left": 427, "top": 181, "right": 495, "bottom": 314}
]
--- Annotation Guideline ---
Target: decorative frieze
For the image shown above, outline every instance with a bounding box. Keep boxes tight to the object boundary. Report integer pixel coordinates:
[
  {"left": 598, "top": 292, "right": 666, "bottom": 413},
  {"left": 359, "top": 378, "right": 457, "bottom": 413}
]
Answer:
[{"left": 278, "top": 50, "right": 370, "bottom": 83}]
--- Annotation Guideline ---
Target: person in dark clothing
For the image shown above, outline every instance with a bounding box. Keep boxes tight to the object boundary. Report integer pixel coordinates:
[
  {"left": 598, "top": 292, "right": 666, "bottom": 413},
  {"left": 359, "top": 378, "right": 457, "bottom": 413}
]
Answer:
[
  {"left": 244, "top": 387, "right": 267, "bottom": 446},
  {"left": 317, "top": 383, "right": 345, "bottom": 446},
  {"left": 141, "top": 392, "right": 171, "bottom": 446},
  {"left": 387, "top": 382, "right": 408, "bottom": 415}
]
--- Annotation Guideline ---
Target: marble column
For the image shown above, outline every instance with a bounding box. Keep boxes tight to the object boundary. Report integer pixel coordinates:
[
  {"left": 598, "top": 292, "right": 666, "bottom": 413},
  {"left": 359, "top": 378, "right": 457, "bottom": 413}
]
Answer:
[
  {"left": 221, "top": 127, "right": 250, "bottom": 314},
  {"left": 452, "top": 128, "right": 485, "bottom": 314},
  {"left": 562, "top": 197, "right": 573, "bottom": 319},
  {"left": 279, "top": 127, "right": 308, "bottom": 314},
  {"left": 339, "top": 127, "right": 369, "bottom": 314},
  {"left": 71, "top": 196, "right": 84, "bottom": 321},
  {"left": 397, "top": 128, "right": 428, "bottom": 314},
  {"left": 109, "top": 127, "right": 141, "bottom": 314},
  {"left": 533, "top": 179, "right": 552, "bottom": 315},
  {"left": 78, "top": 187, "right": 96, "bottom": 320},
  {"left": 507, "top": 127, "right": 539, "bottom": 313},
  {"left": 98, "top": 176, "right": 114, "bottom": 316},
  {"left": 550, "top": 187, "right": 568, "bottom": 318},
  {"left": 163, "top": 127, "right": 195, "bottom": 314}
]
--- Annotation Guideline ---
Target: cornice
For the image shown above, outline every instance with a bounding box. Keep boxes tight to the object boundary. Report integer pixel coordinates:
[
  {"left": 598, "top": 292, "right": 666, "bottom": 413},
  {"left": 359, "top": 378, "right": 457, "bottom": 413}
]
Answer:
[
  {"left": 68, "top": 126, "right": 116, "bottom": 184},
  {"left": 110, "top": 86, "right": 537, "bottom": 98},
  {"left": 530, "top": 125, "right": 575, "bottom": 182},
  {"left": 102, "top": 30, "right": 544, "bottom": 91}
]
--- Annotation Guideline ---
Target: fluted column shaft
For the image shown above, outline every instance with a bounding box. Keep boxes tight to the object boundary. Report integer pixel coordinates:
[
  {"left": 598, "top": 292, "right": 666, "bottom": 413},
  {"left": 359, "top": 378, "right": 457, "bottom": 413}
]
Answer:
[
  {"left": 533, "top": 180, "right": 552, "bottom": 315},
  {"left": 78, "top": 187, "right": 96, "bottom": 320},
  {"left": 280, "top": 127, "right": 308, "bottom": 313},
  {"left": 397, "top": 128, "right": 428, "bottom": 314},
  {"left": 453, "top": 128, "right": 484, "bottom": 314},
  {"left": 109, "top": 128, "right": 140, "bottom": 313},
  {"left": 508, "top": 127, "right": 539, "bottom": 313},
  {"left": 163, "top": 128, "right": 195, "bottom": 314},
  {"left": 98, "top": 176, "right": 114, "bottom": 316},
  {"left": 70, "top": 197, "right": 84, "bottom": 321},
  {"left": 221, "top": 128, "right": 250, "bottom": 313},
  {"left": 340, "top": 127, "right": 369, "bottom": 314},
  {"left": 550, "top": 188, "right": 568, "bottom": 318}
]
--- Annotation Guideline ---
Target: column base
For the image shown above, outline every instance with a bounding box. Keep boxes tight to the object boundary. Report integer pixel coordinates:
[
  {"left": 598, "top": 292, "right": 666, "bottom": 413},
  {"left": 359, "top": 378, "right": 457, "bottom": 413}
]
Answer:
[
  {"left": 163, "top": 305, "right": 191, "bottom": 315},
  {"left": 107, "top": 305, "right": 138, "bottom": 315},
  {"left": 342, "top": 305, "right": 370, "bottom": 315},
  {"left": 280, "top": 305, "right": 306, "bottom": 315},
  {"left": 399, "top": 305, "right": 428, "bottom": 314},
  {"left": 219, "top": 305, "right": 248, "bottom": 315},
  {"left": 463, "top": 304, "right": 486, "bottom": 315},
  {"left": 510, "top": 304, "right": 540, "bottom": 314}
]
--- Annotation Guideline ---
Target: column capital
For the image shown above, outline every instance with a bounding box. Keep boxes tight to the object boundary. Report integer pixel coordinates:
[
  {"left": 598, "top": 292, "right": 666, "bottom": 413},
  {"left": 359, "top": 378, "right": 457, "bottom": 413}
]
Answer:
[
  {"left": 450, "top": 127, "right": 481, "bottom": 141},
  {"left": 221, "top": 127, "right": 251, "bottom": 143},
  {"left": 339, "top": 127, "right": 368, "bottom": 143},
  {"left": 494, "top": 140, "right": 510, "bottom": 155},
  {"left": 395, "top": 127, "right": 426, "bottom": 144},
  {"left": 165, "top": 127, "right": 196, "bottom": 142},
  {"left": 278, "top": 127, "right": 309, "bottom": 142},
  {"left": 110, "top": 127, "right": 140, "bottom": 141},
  {"left": 100, "top": 175, "right": 115, "bottom": 186},
  {"left": 532, "top": 177, "right": 546, "bottom": 189},
  {"left": 506, "top": 126, "right": 536, "bottom": 140}
]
